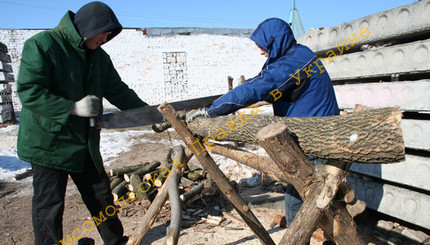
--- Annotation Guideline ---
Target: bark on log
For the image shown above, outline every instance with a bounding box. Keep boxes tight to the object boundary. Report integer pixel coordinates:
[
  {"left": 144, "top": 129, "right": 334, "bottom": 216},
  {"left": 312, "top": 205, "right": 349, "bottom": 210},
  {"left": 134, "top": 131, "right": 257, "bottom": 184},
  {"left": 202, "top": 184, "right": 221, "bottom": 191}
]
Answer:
[
  {"left": 188, "top": 107, "right": 404, "bottom": 163},
  {"left": 166, "top": 169, "right": 181, "bottom": 245},
  {"left": 180, "top": 183, "right": 204, "bottom": 202},
  {"left": 112, "top": 180, "right": 127, "bottom": 202},
  {"left": 210, "top": 143, "right": 287, "bottom": 183},
  {"left": 13, "top": 169, "right": 32, "bottom": 181},
  {"left": 279, "top": 178, "right": 325, "bottom": 245},
  {"left": 110, "top": 163, "right": 149, "bottom": 176},
  {"left": 158, "top": 102, "right": 275, "bottom": 245},
  {"left": 110, "top": 177, "right": 124, "bottom": 190},
  {"left": 256, "top": 123, "right": 365, "bottom": 245},
  {"left": 124, "top": 161, "right": 160, "bottom": 182},
  {"left": 127, "top": 145, "right": 190, "bottom": 245},
  {"left": 337, "top": 182, "right": 355, "bottom": 204},
  {"left": 129, "top": 173, "right": 147, "bottom": 201}
]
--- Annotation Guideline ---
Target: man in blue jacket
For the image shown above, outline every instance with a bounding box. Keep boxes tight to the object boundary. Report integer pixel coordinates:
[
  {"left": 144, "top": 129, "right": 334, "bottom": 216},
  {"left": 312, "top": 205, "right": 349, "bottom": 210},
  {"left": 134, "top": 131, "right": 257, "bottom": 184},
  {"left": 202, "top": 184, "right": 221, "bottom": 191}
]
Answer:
[{"left": 186, "top": 18, "right": 339, "bottom": 229}]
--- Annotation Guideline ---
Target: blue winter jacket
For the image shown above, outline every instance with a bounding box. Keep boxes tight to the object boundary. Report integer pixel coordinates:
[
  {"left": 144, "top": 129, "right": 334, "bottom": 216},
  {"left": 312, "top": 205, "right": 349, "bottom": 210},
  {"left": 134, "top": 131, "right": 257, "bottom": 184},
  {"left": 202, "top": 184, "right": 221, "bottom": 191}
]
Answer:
[{"left": 207, "top": 18, "right": 339, "bottom": 118}]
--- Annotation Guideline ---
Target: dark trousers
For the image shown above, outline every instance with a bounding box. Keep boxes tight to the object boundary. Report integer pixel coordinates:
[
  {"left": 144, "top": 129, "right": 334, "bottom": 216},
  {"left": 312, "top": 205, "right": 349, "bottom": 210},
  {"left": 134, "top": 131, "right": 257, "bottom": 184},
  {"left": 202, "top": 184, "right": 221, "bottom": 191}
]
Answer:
[
  {"left": 31, "top": 156, "right": 127, "bottom": 245},
  {"left": 284, "top": 184, "right": 303, "bottom": 226}
]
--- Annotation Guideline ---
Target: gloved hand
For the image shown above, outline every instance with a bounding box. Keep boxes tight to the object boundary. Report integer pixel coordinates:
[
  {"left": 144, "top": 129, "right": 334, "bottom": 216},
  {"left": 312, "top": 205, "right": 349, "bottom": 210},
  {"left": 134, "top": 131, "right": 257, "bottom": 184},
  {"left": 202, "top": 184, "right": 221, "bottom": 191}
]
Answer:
[
  {"left": 185, "top": 107, "right": 209, "bottom": 123},
  {"left": 73, "top": 95, "right": 101, "bottom": 117}
]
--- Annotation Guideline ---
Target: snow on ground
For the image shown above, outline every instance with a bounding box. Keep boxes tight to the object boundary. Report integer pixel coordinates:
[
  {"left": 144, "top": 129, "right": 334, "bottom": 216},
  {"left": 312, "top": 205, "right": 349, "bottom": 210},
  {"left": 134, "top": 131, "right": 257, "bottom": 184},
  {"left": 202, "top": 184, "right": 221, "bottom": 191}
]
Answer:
[
  {"left": 99, "top": 129, "right": 153, "bottom": 166},
  {"left": 0, "top": 125, "right": 30, "bottom": 181}
]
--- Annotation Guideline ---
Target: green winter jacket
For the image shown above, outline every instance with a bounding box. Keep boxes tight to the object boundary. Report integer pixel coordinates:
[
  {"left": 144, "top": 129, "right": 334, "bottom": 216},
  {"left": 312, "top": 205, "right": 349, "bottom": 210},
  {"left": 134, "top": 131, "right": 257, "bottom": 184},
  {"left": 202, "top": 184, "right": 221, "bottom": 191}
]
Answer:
[{"left": 17, "top": 11, "right": 148, "bottom": 173}]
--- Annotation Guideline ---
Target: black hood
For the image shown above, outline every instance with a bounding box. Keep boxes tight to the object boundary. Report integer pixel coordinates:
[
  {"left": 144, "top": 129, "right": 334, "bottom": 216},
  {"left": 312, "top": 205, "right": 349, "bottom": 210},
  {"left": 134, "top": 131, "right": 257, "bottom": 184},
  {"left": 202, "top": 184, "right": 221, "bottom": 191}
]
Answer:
[{"left": 73, "top": 1, "right": 122, "bottom": 47}]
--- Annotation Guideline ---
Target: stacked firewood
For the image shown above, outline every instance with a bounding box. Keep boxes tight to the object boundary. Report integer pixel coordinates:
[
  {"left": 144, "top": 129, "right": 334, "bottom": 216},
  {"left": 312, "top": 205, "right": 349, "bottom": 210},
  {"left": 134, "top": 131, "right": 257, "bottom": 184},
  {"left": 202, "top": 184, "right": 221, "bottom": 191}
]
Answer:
[{"left": 108, "top": 151, "right": 218, "bottom": 209}]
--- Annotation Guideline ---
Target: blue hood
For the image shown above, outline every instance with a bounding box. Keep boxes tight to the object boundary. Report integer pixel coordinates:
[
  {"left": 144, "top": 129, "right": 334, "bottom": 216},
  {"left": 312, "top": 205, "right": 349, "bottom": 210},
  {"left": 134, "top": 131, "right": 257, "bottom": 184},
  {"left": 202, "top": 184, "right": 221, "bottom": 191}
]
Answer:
[{"left": 250, "top": 18, "right": 297, "bottom": 66}]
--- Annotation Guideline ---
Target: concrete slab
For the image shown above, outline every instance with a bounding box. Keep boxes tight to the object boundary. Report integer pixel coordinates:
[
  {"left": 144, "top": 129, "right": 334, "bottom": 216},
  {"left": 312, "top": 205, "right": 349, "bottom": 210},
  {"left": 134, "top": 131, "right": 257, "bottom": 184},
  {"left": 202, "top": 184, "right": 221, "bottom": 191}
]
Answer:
[
  {"left": 0, "top": 109, "right": 12, "bottom": 123},
  {"left": 0, "top": 50, "right": 11, "bottom": 63},
  {"left": 348, "top": 173, "right": 430, "bottom": 230},
  {"left": 0, "top": 83, "right": 11, "bottom": 93},
  {"left": 401, "top": 119, "right": 430, "bottom": 151},
  {"left": 350, "top": 154, "right": 430, "bottom": 191},
  {"left": 0, "top": 62, "right": 12, "bottom": 73},
  {"left": 0, "top": 93, "right": 12, "bottom": 103},
  {"left": 334, "top": 80, "right": 430, "bottom": 112},
  {"left": 298, "top": 0, "right": 430, "bottom": 54},
  {"left": 0, "top": 72, "right": 14, "bottom": 83},
  {"left": 325, "top": 38, "right": 430, "bottom": 81},
  {"left": 0, "top": 103, "right": 11, "bottom": 113}
]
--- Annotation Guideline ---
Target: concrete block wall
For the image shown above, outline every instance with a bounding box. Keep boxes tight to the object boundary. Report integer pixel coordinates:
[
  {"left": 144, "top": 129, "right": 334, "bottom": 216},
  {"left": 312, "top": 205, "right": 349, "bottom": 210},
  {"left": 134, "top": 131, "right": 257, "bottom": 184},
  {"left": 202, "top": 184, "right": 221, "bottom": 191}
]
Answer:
[
  {"left": 0, "top": 28, "right": 265, "bottom": 111},
  {"left": 297, "top": 0, "right": 430, "bottom": 229},
  {"left": 101, "top": 30, "right": 266, "bottom": 109},
  {"left": 0, "top": 41, "right": 15, "bottom": 123}
]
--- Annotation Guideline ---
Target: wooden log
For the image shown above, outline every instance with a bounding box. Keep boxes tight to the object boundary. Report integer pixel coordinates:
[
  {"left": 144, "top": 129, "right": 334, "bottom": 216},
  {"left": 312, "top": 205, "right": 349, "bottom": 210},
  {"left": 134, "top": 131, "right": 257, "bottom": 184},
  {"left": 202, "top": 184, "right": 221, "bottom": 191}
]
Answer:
[
  {"left": 166, "top": 169, "right": 181, "bottom": 245},
  {"left": 187, "top": 169, "right": 205, "bottom": 181},
  {"left": 270, "top": 214, "right": 287, "bottom": 228},
  {"left": 346, "top": 199, "right": 366, "bottom": 218},
  {"left": 256, "top": 123, "right": 365, "bottom": 245},
  {"left": 158, "top": 102, "right": 275, "bottom": 245},
  {"left": 210, "top": 143, "right": 288, "bottom": 183},
  {"left": 188, "top": 107, "right": 404, "bottom": 163},
  {"left": 124, "top": 161, "right": 160, "bottom": 182},
  {"left": 337, "top": 181, "right": 355, "bottom": 204},
  {"left": 180, "top": 176, "right": 194, "bottom": 187},
  {"left": 279, "top": 178, "right": 325, "bottom": 245},
  {"left": 110, "top": 177, "right": 124, "bottom": 190},
  {"left": 13, "top": 169, "right": 32, "bottom": 181},
  {"left": 129, "top": 173, "right": 147, "bottom": 201},
  {"left": 180, "top": 183, "right": 204, "bottom": 202},
  {"left": 112, "top": 180, "right": 127, "bottom": 202},
  {"left": 256, "top": 123, "right": 314, "bottom": 197},
  {"left": 127, "top": 145, "right": 190, "bottom": 245},
  {"left": 110, "top": 162, "right": 149, "bottom": 176}
]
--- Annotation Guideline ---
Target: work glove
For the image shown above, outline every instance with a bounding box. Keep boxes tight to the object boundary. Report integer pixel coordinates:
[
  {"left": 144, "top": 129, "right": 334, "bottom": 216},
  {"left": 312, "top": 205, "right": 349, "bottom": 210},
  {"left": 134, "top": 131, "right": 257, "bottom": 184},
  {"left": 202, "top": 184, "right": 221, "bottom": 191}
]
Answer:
[
  {"left": 74, "top": 95, "right": 101, "bottom": 117},
  {"left": 185, "top": 108, "right": 209, "bottom": 123}
]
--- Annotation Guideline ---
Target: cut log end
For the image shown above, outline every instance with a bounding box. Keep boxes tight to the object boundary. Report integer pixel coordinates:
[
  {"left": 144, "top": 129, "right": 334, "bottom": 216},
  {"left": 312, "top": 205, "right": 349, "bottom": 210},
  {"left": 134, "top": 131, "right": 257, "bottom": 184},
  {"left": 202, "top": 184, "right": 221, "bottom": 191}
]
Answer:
[{"left": 255, "top": 123, "right": 288, "bottom": 141}]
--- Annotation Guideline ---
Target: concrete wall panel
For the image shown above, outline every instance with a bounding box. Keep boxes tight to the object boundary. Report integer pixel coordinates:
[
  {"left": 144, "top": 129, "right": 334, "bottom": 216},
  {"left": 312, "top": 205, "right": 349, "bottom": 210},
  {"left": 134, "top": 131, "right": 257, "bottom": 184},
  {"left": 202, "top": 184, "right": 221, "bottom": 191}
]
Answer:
[
  {"left": 326, "top": 39, "right": 430, "bottom": 81},
  {"left": 348, "top": 173, "right": 430, "bottom": 230},
  {"left": 334, "top": 80, "right": 430, "bottom": 112},
  {"left": 350, "top": 155, "right": 430, "bottom": 191},
  {"left": 298, "top": 0, "right": 430, "bottom": 54},
  {"left": 401, "top": 119, "right": 430, "bottom": 151}
]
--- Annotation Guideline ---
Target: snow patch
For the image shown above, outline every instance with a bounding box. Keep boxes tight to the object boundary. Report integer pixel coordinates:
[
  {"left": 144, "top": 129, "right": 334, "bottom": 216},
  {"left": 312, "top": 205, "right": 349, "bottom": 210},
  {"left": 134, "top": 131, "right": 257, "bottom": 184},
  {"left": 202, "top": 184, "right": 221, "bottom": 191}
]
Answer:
[
  {"left": 0, "top": 148, "right": 31, "bottom": 181},
  {"left": 100, "top": 130, "right": 153, "bottom": 166}
]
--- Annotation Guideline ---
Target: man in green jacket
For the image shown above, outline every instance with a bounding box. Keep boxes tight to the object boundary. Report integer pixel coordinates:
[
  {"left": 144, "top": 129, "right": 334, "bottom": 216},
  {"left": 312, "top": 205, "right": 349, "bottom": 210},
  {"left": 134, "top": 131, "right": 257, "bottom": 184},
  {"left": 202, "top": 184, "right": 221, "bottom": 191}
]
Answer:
[{"left": 17, "top": 2, "right": 147, "bottom": 244}]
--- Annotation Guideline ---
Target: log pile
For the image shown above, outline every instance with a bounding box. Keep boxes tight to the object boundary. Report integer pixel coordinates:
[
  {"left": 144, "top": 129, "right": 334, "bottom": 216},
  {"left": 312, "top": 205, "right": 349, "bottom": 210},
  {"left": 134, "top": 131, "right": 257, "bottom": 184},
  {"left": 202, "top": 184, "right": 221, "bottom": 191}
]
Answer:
[{"left": 108, "top": 155, "right": 210, "bottom": 205}]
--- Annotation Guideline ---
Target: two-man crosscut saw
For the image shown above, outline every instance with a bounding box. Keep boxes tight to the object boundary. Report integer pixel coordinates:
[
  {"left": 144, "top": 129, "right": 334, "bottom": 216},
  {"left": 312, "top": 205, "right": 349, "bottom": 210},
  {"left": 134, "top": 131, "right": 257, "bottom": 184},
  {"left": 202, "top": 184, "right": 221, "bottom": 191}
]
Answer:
[{"left": 91, "top": 94, "right": 222, "bottom": 129}]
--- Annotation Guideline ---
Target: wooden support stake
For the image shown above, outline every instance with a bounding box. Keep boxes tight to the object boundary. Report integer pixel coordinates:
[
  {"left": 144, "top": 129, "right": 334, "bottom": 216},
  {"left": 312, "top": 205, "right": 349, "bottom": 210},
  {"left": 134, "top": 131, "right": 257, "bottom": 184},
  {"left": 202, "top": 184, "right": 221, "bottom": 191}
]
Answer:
[
  {"left": 210, "top": 143, "right": 356, "bottom": 202},
  {"left": 166, "top": 168, "right": 181, "bottom": 245},
  {"left": 158, "top": 102, "right": 275, "bottom": 245},
  {"left": 256, "top": 123, "right": 365, "bottom": 245},
  {"left": 210, "top": 143, "right": 288, "bottom": 183}
]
